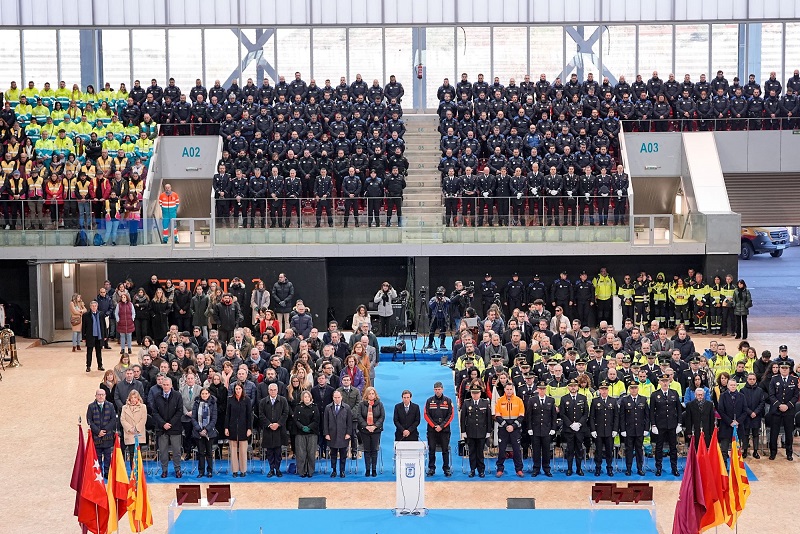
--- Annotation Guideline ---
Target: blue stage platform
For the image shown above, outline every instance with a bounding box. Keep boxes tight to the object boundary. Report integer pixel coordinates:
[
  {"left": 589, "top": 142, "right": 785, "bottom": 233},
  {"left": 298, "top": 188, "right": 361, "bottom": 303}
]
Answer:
[
  {"left": 373, "top": 335, "right": 453, "bottom": 362},
  {"left": 147, "top": 360, "right": 756, "bottom": 484},
  {"left": 172, "top": 508, "right": 659, "bottom": 534}
]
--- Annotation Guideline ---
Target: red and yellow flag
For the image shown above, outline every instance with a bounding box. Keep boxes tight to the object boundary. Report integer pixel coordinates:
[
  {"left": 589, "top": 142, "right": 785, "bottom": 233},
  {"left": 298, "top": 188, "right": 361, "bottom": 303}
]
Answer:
[
  {"left": 77, "top": 432, "right": 110, "bottom": 534},
  {"left": 697, "top": 430, "right": 728, "bottom": 532},
  {"left": 127, "top": 435, "right": 153, "bottom": 532},
  {"left": 106, "top": 434, "right": 130, "bottom": 533},
  {"left": 726, "top": 429, "right": 751, "bottom": 527}
]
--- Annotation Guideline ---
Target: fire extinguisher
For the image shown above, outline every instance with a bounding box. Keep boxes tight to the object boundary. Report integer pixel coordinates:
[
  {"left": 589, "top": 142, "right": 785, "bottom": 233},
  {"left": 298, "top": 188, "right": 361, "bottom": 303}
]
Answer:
[{"left": 417, "top": 64, "right": 423, "bottom": 79}]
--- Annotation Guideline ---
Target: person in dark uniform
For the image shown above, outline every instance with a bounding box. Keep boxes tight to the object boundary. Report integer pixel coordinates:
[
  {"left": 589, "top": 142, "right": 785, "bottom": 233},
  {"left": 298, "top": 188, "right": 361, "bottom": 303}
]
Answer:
[
  {"left": 442, "top": 167, "right": 461, "bottom": 227},
  {"left": 424, "top": 382, "right": 454, "bottom": 476},
  {"left": 550, "top": 271, "right": 573, "bottom": 316},
  {"left": 526, "top": 380, "right": 557, "bottom": 477},
  {"left": 595, "top": 167, "right": 613, "bottom": 226},
  {"left": 476, "top": 166, "right": 496, "bottom": 227},
  {"left": 544, "top": 165, "right": 563, "bottom": 226},
  {"left": 589, "top": 381, "right": 619, "bottom": 476},
  {"left": 460, "top": 385, "right": 492, "bottom": 477},
  {"left": 560, "top": 378, "right": 589, "bottom": 476},
  {"left": 612, "top": 164, "right": 629, "bottom": 226},
  {"left": 620, "top": 382, "right": 650, "bottom": 476},
  {"left": 480, "top": 273, "right": 498, "bottom": 318},
  {"left": 768, "top": 361, "right": 799, "bottom": 460},
  {"left": 573, "top": 271, "right": 595, "bottom": 328},
  {"left": 650, "top": 375, "right": 683, "bottom": 476},
  {"left": 504, "top": 273, "right": 525, "bottom": 318}
]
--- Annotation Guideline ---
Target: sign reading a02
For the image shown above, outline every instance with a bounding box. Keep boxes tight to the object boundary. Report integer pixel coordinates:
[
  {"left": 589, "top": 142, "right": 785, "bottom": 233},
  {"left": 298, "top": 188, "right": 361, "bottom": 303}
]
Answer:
[{"left": 181, "top": 146, "right": 201, "bottom": 157}]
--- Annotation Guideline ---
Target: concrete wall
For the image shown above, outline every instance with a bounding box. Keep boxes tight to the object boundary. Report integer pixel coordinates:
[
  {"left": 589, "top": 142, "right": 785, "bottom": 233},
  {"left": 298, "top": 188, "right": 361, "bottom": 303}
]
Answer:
[
  {"left": 714, "top": 131, "right": 800, "bottom": 173},
  {"left": 620, "top": 133, "right": 684, "bottom": 177},
  {"left": 157, "top": 136, "right": 222, "bottom": 180}
]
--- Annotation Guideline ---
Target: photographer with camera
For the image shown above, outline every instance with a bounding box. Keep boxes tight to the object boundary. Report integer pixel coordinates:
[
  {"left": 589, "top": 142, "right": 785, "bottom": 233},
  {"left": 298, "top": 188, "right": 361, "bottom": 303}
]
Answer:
[
  {"left": 450, "top": 280, "right": 474, "bottom": 331},
  {"left": 373, "top": 282, "right": 398, "bottom": 336},
  {"left": 426, "top": 287, "right": 451, "bottom": 351}
]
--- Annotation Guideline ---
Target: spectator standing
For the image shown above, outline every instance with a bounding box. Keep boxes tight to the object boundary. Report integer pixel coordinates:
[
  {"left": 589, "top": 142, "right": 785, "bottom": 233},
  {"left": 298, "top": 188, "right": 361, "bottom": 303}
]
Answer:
[
  {"left": 294, "top": 390, "right": 320, "bottom": 478},
  {"left": 70, "top": 293, "right": 86, "bottom": 352},
  {"left": 290, "top": 300, "right": 313, "bottom": 339},
  {"left": 149, "top": 288, "right": 171, "bottom": 344},
  {"left": 225, "top": 382, "right": 253, "bottom": 477},
  {"left": 324, "top": 390, "right": 353, "bottom": 478},
  {"left": 82, "top": 300, "right": 108, "bottom": 373},
  {"left": 190, "top": 284, "right": 210, "bottom": 339},
  {"left": 272, "top": 273, "right": 295, "bottom": 333},
  {"left": 191, "top": 387, "right": 218, "bottom": 478},
  {"left": 115, "top": 292, "right": 135, "bottom": 356},
  {"left": 132, "top": 288, "right": 150, "bottom": 345},
  {"left": 258, "top": 382, "right": 290, "bottom": 478},
  {"left": 87, "top": 388, "right": 117, "bottom": 476},
  {"left": 120, "top": 389, "right": 147, "bottom": 465},
  {"left": 250, "top": 280, "right": 271, "bottom": 327},
  {"left": 733, "top": 279, "right": 753, "bottom": 339},
  {"left": 373, "top": 282, "right": 397, "bottom": 336},
  {"left": 357, "top": 386, "right": 385, "bottom": 477},
  {"left": 153, "top": 375, "right": 184, "bottom": 478},
  {"left": 213, "top": 292, "right": 243, "bottom": 344}
]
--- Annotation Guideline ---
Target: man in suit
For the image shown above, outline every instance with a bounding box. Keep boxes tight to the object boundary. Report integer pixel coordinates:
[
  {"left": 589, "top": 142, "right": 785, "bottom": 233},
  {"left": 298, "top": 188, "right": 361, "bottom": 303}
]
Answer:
[
  {"left": 460, "top": 385, "right": 492, "bottom": 477},
  {"left": 87, "top": 388, "right": 117, "bottom": 477},
  {"left": 393, "top": 389, "right": 421, "bottom": 442},
  {"left": 684, "top": 386, "right": 715, "bottom": 448},
  {"left": 258, "top": 383, "right": 290, "bottom": 477},
  {"left": 717, "top": 378, "right": 747, "bottom": 463},
  {"left": 589, "top": 381, "right": 618, "bottom": 476},
  {"left": 152, "top": 376, "right": 184, "bottom": 478},
  {"left": 526, "top": 380, "right": 557, "bottom": 477},
  {"left": 82, "top": 300, "right": 108, "bottom": 373},
  {"left": 650, "top": 375, "right": 683, "bottom": 476},
  {"left": 768, "top": 361, "right": 799, "bottom": 460},
  {"left": 323, "top": 390, "right": 353, "bottom": 477},
  {"left": 560, "top": 378, "right": 589, "bottom": 476},
  {"left": 620, "top": 382, "right": 650, "bottom": 476}
]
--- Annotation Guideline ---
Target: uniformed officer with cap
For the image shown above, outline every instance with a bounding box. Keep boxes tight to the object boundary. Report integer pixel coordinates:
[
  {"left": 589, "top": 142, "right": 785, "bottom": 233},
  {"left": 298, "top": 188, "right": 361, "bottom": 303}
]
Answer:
[
  {"left": 526, "top": 380, "right": 557, "bottom": 477},
  {"left": 589, "top": 381, "right": 619, "bottom": 476},
  {"left": 517, "top": 372, "right": 538, "bottom": 456},
  {"left": 650, "top": 375, "right": 683, "bottom": 476},
  {"left": 768, "top": 361, "right": 799, "bottom": 460},
  {"left": 460, "top": 385, "right": 492, "bottom": 477},
  {"left": 560, "top": 378, "right": 589, "bottom": 476},
  {"left": 620, "top": 382, "right": 650, "bottom": 476}
]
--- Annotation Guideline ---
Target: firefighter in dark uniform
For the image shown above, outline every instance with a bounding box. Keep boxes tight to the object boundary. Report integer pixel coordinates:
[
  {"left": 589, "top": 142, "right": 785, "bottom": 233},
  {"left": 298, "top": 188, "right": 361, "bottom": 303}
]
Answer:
[
  {"left": 589, "top": 381, "right": 619, "bottom": 476},
  {"left": 768, "top": 362, "right": 799, "bottom": 461},
  {"left": 560, "top": 378, "right": 589, "bottom": 476},
  {"left": 424, "top": 381, "right": 454, "bottom": 476},
  {"left": 691, "top": 273, "right": 710, "bottom": 334},
  {"left": 526, "top": 380, "right": 557, "bottom": 477},
  {"left": 481, "top": 274, "right": 498, "bottom": 318},
  {"left": 620, "top": 382, "right": 650, "bottom": 476},
  {"left": 504, "top": 273, "right": 525, "bottom": 317},
  {"left": 633, "top": 272, "right": 651, "bottom": 329},
  {"left": 573, "top": 271, "right": 595, "bottom": 328},
  {"left": 442, "top": 167, "right": 461, "bottom": 227},
  {"left": 544, "top": 166, "right": 563, "bottom": 226},
  {"left": 618, "top": 274, "right": 635, "bottom": 322},
  {"left": 459, "top": 385, "right": 492, "bottom": 477},
  {"left": 650, "top": 375, "right": 683, "bottom": 476},
  {"left": 550, "top": 271, "right": 573, "bottom": 316}
]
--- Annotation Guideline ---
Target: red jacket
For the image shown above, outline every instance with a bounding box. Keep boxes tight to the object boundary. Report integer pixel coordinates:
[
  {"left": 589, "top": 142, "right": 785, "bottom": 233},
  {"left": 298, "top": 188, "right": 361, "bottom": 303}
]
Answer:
[{"left": 115, "top": 301, "right": 135, "bottom": 334}]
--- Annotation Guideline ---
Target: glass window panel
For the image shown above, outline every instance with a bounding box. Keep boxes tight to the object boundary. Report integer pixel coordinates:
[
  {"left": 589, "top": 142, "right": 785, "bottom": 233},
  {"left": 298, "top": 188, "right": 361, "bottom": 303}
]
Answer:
[
  {"left": 313, "top": 28, "right": 347, "bottom": 89},
  {"left": 711, "top": 24, "right": 739, "bottom": 81},
  {"left": 602, "top": 25, "right": 636, "bottom": 83},
  {"left": 0, "top": 30, "right": 21, "bottom": 88},
  {"left": 102, "top": 30, "right": 131, "bottom": 89},
  {"left": 530, "top": 27, "right": 564, "bottom": 81},
  {"left": 675, "top": 25, "right": 709, "bottom": 80},
  {"left": 348, "top": 28, "right": 383, "bottom": 83},
  {"left": 275, "top": 28, "right": 311, "bottom": 81},
  {"left": 492, "top": 27, "right": 526, "bottom": 85},
  {"left": 240, "top": 29, "right": 276, "bottom": 86},
  {"left": 456, "top": 27, "right": 489, "bottom": 93},
  {"left": 383, "top": 27, "right": 413, "bottom": 108},
  {"left": 59, "top": 30, "right": 82, "bottom": 88},
  {"left": 425, "top": 27, "right": 455, "bottom": 109},
  {"left": 167, "top": 29, "right": 202, "bottom": 91},
  {"left": 785, "top": 23, "right": 800, "bottom": 83},
  {"left": 638, "top": 25, "right": 673, "bottom": 77},
  {"left": 563, "top": 26, "right": 599, "bottom": 82},
  {"left": 760, "top": 23, "right": 782, "bottom": 88},
  {"left": 132, "top": 29, "right": 166, "bottom": 87},
  {"left": 205, "top": 29, "right": 240, "bottom": 87},
  {"left": 22, "top": 30, "right": 57, "bottom": 87}
]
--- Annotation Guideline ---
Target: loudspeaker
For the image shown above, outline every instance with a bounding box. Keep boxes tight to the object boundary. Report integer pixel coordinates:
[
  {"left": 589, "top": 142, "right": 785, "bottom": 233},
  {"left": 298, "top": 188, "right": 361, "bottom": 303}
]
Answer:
[
  {"left": 298, "top": 497, "right": 327, "bottom": 509},
  {"left": 506, "top": 498, "right": 536, "bottom": 509}
]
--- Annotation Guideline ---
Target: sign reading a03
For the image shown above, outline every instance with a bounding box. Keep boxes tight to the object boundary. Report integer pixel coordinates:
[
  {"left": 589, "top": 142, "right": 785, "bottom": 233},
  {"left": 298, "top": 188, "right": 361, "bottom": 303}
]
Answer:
[
  {"left": 639, "top": 142, "right": 659, "bottom": 153},
  {"left": 182, "top": 146, "right": 201, "bottom": 157}
]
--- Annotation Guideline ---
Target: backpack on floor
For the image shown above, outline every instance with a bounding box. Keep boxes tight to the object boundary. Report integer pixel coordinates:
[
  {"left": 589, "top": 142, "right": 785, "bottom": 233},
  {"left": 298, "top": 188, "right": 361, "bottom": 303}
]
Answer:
[
  {"left": 93, "top": 233, "right": 104, "bottom": 246},
  {"left": 74, "top": 229, "right": 88, "bottom": 247}
]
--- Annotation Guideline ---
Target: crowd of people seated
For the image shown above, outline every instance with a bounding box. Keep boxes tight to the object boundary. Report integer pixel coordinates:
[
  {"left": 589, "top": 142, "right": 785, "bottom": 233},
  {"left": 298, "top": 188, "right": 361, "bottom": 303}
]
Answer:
[
  {"left": 433, "top": 68, "right": 800, "bottom": 227},
  {"left": 82, "top": 268, "right": 797, "bottom": 483}
]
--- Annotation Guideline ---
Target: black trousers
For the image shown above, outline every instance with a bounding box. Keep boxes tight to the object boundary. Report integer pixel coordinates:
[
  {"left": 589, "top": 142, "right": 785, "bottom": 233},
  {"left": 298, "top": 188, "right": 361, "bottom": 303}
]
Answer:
[
  {"left": 378, "top": 315, "right": 393, "bottom": 337},
  {"left": 284, "top": 199, "right": 300, "bottom": 226},
  {"left": 578, "top": 197, "right": 595, "bottom": 225},
  {"left": 546, "top": 197, "right": 560, "bottom": 224},
  {"left": 654, "top": 427, "right": 678, "bottom": 469},
  {"left": 563, "top": 197, "right": 578, "bottom": 225},
  {"left": 215, "top": 199, "right": 230, "bottom": 225},
  {"left": 466, "top": 436, "right": 486, "bottom": 473},
  {"left": 614, "top": 197, "right": 627, "bottom": 225},
  {"left": 86, "top": 340, "right": 103, "bottom": 368},
  {"left": 248, "top": 199, "right": 266, "bottom": 227},
  {"left": 268, "top": 199, "right": 283, "bottom": 227},
  {"left": 386, "top": 198, "right": 402, "bottom": 224},
  {"left": 597, "top": 197, "right": 610, "bottom": 225},
  {"left": 461, "top": 197, "right": 476, "bottom": 222},
  {"left": 316, "top": 199, "right": 333, "bottom": 226},
  {"left": 444, "top": 197, "right": 458, "bottom": 225},
  {"left": 575, "top": 300, "right": 592, "bottom": 328},
  {"left": 367, "top": 198, "right": 382, "bottom": 226},
  {"left": 722, "top": 307, "right": 735, "bottom": 335},
  {"left": 562, "top": 429, "right": 584, "bottom": 468},
  {"left": 770, "top": 411, "right": 795, "bottom": 456},
  {"left": 531, "top": 434, "right": 552, "bottom": 472},
  {"left": 427, "top": 430, "right": 451, "bottom": 470},
  {"left": 477, "top": 198, "right": 494, "bottom": 226},
  {"left": 596, "top": 299, "right": 612, "bottom": 324},
  {"left": 360, "top": 431, "right": 381, "bottom": 470},
  {"left": 329, "top": 446, "right": 347, "bottom": 472},
  {"left": 196, "top": 436, "right": 214, "bottom": 473},
  {"left": 343, "top": 198, "right": 360, "bottom": 225},
  {"left": 527, "top": 196, "right": 542, "bottom": 224},
  {"left": 510, "top": 200, "right": 524, "bottom": 225},
  {"left": 741, "top": 426, "right": 760, "bottom": 453},
  {"left": 265, "top": 445, "right": 282, "bottom": 471},
  {"left": 624, "top": 434, "right": 644, "bottom": 470},
  {"left": 735, "top": 315, "right": 748, "bottom": 338},
  {"left": 496, "top": 426, "right": 523, "bottom": 473},
  {"left": 594, "top": 435, "right": 614, "bottom": 470}
]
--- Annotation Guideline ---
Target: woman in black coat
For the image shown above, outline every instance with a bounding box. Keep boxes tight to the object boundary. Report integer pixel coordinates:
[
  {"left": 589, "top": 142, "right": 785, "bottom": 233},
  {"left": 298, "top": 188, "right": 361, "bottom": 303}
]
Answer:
[
  {"left": 132, "top": 288, "right": 151, "bottom": 345},
  {"left": 208, "top": 373, "right": 228, "bottom": 440},
  {"left": 741, "top": 373, "right": 766, "bottom": 458},
  {"left": 225, "top": 382, "right": 253, "bottom": 477},
  {"left": 356, "top": 386, "right": 385, "bottom": 477},
  {"left": 293, "top": 390, "right": 320, "bottom": 478},
  {"left": 149, "top": 288, "right": 171, "bottom": 343}
]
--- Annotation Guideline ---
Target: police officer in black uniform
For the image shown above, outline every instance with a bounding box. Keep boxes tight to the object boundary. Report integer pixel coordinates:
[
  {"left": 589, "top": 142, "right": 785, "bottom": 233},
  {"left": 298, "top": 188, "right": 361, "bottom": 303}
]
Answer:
[
  {"left": 612, "top": 164, "right": 629, "bottom": 226},
  {"left": 578, "top": 165, "right": 596, "bottom": 226},
  {"left": 589, "top": 381, "right": 619, "bottom": 476},
  {"left": 481, "top": 274, "right": 498, "bottom": 317},
  {"left": 768, "top": 361, "right": 799, "bottom": 461},
  {"left": 384, "top": 165, "right": 405, "bottom": 227},
  {"left": 314, "top": 168, "right": 334, "bottom": 227},
  {"left": 573, "top": 271, "right": 595, "bottom": 328},
  {"left": 442, "top": 168, "right": 460, "bottom": 227},
  {"left": 477, "top": 166, "right": 496, "bottom": 227},
  {"left": 544, "top": 165, "right": 563, "bottom": 226},
  {"left": 459, "top": 167, "right": 478, "bottom": 227},
  {"left": 560, "top": 378, "right": 589, "bottom": 476},
  {"left": 526, "top": 276, "right": 547, "bottom": 312},
  {"left": 460, "top": 385, "right": 492, "bottom": 477},
  {"left": 526, "top": 380, "right": 557, "bottom": 477},
  {"left": 504, "top": 273, "right": 525, "bottom": 317},
  {"left": 562, "top": 165, "right": 580, "bottom": 226},
  {"left": 341, "top": 167, "right": 362, "bottom": 227},
  {"left": 550, "top": 271, "right": 573, "bottom": 316},
  {"left": 650, "top": 375, "right": 683, "bottom": 476},
  {"left": 620, "top": 382, "right": 650, "bottom": 476}
]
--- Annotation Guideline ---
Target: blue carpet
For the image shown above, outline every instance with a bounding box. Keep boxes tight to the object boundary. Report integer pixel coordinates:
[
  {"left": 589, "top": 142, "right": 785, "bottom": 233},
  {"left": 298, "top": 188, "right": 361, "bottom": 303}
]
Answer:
[
  {"left": 374, "top": 335, "right": 453, "bottom": 362},
  {"left": 172, "top": 508, "right": 658, "bottom": 534},
  {"left": 147, "top": 360, "right": 758, "bottom": 483}
]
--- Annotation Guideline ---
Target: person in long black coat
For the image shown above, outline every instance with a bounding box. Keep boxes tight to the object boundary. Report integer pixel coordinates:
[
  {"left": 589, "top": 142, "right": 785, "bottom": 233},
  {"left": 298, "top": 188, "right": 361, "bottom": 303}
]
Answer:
[
  {"left": 393, "top": 390, "right": 421, "bottom": 441},
  {"left": 225, "top": 383, "right": 253, "bottom": 477},
  {"left": 356, "top": 387, "right": 386, "bottom": 477},
  {"left": 717, "top": 378, "right": 747, "bottom": 462},
  {"left": 82, "top": 300, "right": 109, "bottom": 372},
  {"left": 258, "top": 383, "right": 290, "bottom": 477},
  {"left": 683, "top": 387, "right": 715, "bottom": 448},
  {"left": 323, "top": 390, "right": 353, "bottom": 477},
  {"left": 149, "top": 288, "right": 172, "bottom": 344},
  {"left": 740, "top": 373, "right": 766, "bottom": 458}
]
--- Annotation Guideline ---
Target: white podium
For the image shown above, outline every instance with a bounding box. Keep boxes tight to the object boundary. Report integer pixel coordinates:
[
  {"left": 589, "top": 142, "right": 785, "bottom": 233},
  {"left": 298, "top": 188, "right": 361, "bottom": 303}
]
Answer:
[{"left": 394, "top": 441, "right": 427, "bottom": 516}]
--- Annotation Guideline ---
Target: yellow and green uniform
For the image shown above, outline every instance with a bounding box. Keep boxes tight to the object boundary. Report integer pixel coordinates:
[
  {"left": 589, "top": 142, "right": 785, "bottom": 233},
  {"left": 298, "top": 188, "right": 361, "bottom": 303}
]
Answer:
[
  {"left": 32, "top": 104, "right": 51, "bottom": 123},
  {"left": 91, "top": 123, "right": 107, "bottom": 139},
  {"left": 547, "top": 378, "right": 569, "bottom": 406},
  {"left": 98, "top": 88, "right": 116, "bottom": 103},
  {"left": 139, "top": 120, "right": 158, "bottom": 139},
  {"left": 124, "top": 123, "right": 141, "bottom": 139},
  {"left": 83, "top": 92, "right": 100, "bottom": 107},
  {"left": 51, "top": 108, "right": 67, "bottom": 123},
  {"left": 54, "top": 135, "right": 75, "bottom": 158},
  {"left": 71, "top": 120, "right": 92, "bottom": 141},
  {"left": 34, "top": 136, "right": 56, "bottom": 159},
  {"left": 122, "top": 140, "right": 136, "bottom": 159},
  {"left": 39, "top": 87, "right": 56, "bottom": 108},
  {"left": 577, "top": 386, "right": 595, "bottom": 399},
  {"left": 20, "top": 86, "right": 39, "bottom": 101},
  {"left": 55, "top": 87, "right": 72, "bottom": 107},
  {"left": 40, "top": 120, "right": 57, "bottom": 139},
  {"left": 134, "top": 137, "right": 153, "bottom": 159},
  {"left": 14, "top": 102, "right": 33, "bottom": 121},
  {"left": 5, "top": 86, "right": 21, "bottom": 104},
  {"left": 24, "top": 122, "right": 41, "bottom": 142},
  {"left": 102, "top": 137, "right": 121, "bottom": 152},
  {"left": 106, "top": 120, "right": 124, "bottom": 140},
  {"left": 83, "top": 109, "right": 97, "bottom": 124},
  {"left": 607, "top": 379, "right": 627, "bottom": 399},
  {"left": 96, "top": 107, "right": 114, "bottom": 125}
]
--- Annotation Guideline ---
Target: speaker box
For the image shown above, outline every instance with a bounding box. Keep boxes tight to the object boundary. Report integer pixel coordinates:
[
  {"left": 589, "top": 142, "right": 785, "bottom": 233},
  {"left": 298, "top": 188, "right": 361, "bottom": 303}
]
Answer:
[
  {"left": 506, "top": 498, "right": 536, "bottom": 509},
  {"left": 298, "top": 497, "right": 327, "bottom": 509}
]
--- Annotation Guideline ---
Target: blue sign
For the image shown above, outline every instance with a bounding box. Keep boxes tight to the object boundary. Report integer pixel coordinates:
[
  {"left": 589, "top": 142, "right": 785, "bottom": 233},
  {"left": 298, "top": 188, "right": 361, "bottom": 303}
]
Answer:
[{"left": 405, "top": 463, "right": 416, "bottom": 478}]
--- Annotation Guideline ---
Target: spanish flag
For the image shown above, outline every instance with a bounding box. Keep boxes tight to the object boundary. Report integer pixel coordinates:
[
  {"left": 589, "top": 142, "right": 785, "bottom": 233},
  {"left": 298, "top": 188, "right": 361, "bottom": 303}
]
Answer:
[
  {"left": 106, "top": 434, "right": 130, "bottom": 533},
  {"left": 726, "top": 428, "right": 751, "bottom": 527},
  {"left": 127, "top": 435, "right": 153, "bottom": 532},
  {"left": 697, "top": 429, "right": 729, "bottom": 532}
]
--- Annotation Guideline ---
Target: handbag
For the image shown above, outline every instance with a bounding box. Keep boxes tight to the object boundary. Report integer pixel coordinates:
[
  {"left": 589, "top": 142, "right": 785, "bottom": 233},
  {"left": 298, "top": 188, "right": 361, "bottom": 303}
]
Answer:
[{"left": 70, "top": 316, "right": 81, "bottom": 326}]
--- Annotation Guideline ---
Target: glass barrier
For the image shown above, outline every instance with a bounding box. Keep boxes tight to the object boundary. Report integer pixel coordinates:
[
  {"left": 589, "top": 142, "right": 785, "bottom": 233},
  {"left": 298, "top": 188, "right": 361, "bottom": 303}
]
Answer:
[
  {"left": 632, "top": 214, "right": 675, "bottom": 246},
  {"left": 619, "top": 116, "right": 796, "bottom": 132}
]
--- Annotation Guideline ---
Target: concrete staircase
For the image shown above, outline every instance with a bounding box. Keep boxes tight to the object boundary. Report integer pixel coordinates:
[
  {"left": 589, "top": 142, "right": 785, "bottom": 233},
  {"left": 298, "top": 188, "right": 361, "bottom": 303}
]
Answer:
[{"left": 402, "top": 114, "right": 443, "bottom": 228}]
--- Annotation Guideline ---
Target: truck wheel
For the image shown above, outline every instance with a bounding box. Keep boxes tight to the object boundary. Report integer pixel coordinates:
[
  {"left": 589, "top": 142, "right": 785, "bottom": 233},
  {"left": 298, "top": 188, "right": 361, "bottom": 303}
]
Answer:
[
  {"left": 770, "top": 249, "right": 784, "bottom": 258},
  {"left": 740, "top": 242, "right": 754, "bottom": 260}
]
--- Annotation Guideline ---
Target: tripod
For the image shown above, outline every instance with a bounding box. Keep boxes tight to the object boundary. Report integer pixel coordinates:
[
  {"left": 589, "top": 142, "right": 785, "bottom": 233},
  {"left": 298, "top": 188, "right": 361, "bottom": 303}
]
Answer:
[{"left": 391, "top": 302, "right": 417, "bottom": 363}]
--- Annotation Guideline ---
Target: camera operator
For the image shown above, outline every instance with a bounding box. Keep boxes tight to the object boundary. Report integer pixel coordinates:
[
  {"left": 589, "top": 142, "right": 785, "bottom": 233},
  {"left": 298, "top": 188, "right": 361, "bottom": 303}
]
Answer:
[
  {"left": 426, "top": 287, "right": 451, "bottom": 351},
  {"left": 373, "top": 282, "right": 398, "bottom": 336},
  {"left": 450, "top": 280, "right": 474, "bottom": 331}
]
